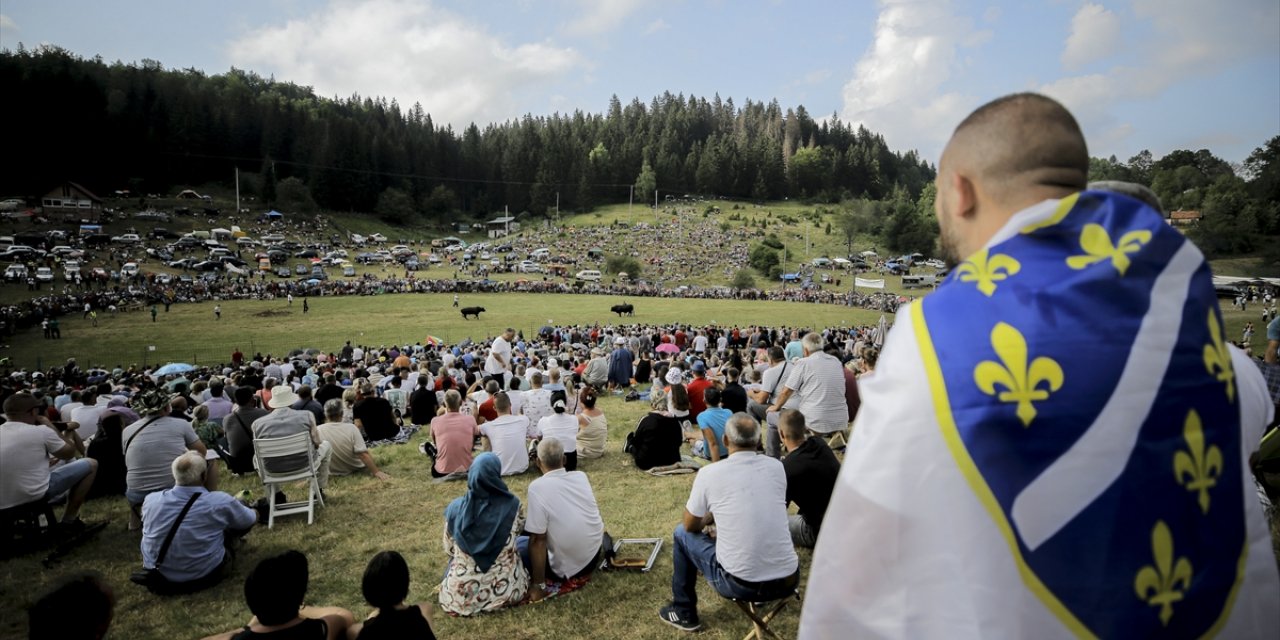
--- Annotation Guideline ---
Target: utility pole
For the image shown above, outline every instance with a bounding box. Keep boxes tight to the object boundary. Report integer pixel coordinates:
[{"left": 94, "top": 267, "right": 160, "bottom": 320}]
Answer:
[
  {"left": 629, "top": 185, "right": 633, "bottom": 217},
  {"left": 234, "top": 166, "right": 240, "bottom": 216}
]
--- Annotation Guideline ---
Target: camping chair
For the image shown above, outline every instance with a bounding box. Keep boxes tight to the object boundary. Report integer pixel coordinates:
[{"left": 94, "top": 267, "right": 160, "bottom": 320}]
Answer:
[
  {"left": 729, "top": 588, "right": 801, "bottom": 640},
  {"left": 252, "top": 432, "right": 326, "bottom": 527}
]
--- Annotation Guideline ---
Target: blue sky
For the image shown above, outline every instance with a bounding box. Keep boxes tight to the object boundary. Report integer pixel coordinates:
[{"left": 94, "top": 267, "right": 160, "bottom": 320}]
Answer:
[{"left": 1, "top": 0, "right": 1276, "bottom": 164}]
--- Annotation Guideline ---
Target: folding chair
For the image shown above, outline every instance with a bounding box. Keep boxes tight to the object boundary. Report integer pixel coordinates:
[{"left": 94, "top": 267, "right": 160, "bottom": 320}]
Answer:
[
  {"left": 730, "top": 588, "right": 801, "bottom": 640},
  {"left": 252, "top": 432, "right": 326, "bottom": 527}
]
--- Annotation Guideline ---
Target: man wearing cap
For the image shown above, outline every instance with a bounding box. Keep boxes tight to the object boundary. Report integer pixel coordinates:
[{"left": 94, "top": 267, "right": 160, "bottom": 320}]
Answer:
[
  {"left": 583, "top": 348, "right": 609, "bottom": 390},
  {"left": 0, "top": 391, "right": 98, "bottom": 527},
  {"left": 485, "top": 328, "right": 516, "bottom": 386},
  {"left": 123, "top": 387, "right": 210, "bottom": 525},
  {"left": 251, "top": 385, "right": 332, "bottom": 493},
  {"left": 608, "top": 336, "right": 634, "bottom": 392}
]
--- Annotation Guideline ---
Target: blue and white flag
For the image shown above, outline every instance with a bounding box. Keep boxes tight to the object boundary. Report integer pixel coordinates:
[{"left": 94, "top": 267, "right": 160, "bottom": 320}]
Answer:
[{"left": 801, "top": 192, "right": 1279, "bottom": 639}]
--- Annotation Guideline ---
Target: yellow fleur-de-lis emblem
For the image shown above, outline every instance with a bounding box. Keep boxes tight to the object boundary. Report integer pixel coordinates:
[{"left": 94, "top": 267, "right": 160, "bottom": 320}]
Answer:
[
  {"left": 1134, "top": 520, "right": 1193, "bottom": 626},
  {"left": 1065, "top": 223, "right": 1151, "bottom": 276},
  {"left": 1203, "top": 310, "right": 1235, "bottom": 403},
  {"left": 956, "top": 249, "right": 1021, "bottom": 297},
  {"left": 1173, "top": 409, "right": 1222, "bottom": 514},
  {"left": 974, "top": 323, "right": 1064, "bottom": 426}
]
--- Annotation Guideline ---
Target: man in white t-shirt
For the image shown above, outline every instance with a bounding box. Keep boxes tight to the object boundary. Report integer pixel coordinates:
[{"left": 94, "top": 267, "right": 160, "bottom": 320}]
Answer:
[
  {"left": 536, "top": 397, "right": 580, "bottom": 471},
  {"left": 69, "top": 389, "right": 108, "bottom": 442},
  {"left": 485, "top": 328, "right": 515, "bottom": 383},
  {"left": 480, "top": 393, "right": 532, "bottom": 476},
  {"left": 0, "top": 392, "right": 98, "bottom": 525},
  {"left": 658, "top": 413, "right": 798, "bottom": 632},
  {"left": 692, "top": 331, "right": 709, "bottom": 354},
  {"left": 520, "top": 437, "right": 605, "bottom": 602}
]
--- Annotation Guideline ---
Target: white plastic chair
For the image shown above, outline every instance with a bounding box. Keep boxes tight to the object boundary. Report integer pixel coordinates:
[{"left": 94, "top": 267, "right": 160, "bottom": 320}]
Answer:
[{"left": 252, "top": 432, "right": 326, "bottom": 527}]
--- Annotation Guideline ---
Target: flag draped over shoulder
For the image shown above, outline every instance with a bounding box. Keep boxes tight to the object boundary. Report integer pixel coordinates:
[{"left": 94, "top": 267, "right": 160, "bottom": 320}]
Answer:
[{"left": 800, "top": 191, "right": 1279, "bottom": 639}]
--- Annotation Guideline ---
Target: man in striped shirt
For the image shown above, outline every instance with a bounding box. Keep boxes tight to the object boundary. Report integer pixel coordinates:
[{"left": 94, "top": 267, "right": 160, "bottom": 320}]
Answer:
[{"left": 767, "top": 332, "right": 848, "bottom": 434}]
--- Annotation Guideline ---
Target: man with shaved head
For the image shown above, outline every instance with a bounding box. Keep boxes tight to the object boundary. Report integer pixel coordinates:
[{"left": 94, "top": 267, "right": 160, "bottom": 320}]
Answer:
[{"left": 801, "top": 94, "right": 1278, "bottom": 638}]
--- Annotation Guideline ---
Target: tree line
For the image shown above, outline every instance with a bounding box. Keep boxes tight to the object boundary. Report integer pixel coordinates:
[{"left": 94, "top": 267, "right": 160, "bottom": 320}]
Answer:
[{"left": 0, "top": 46, "right": 934, "bottom": 222}]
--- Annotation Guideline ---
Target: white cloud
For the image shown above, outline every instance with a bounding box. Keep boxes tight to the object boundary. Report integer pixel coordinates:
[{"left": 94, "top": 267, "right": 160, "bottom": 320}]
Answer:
[
  {"left": 228, "top": 0, "right": 583, "bottom": 129},
  {"left": 1042, "top": 0, "right": 1278, "bottom": 155},
  {"left": 982, "top": 5, "right": 1001, "bottom": 23},
  {"left": 643, "top": 18, "right": 670, "bottom": 35},
  {"left": 0, "top": 14, "right": 18, "bottom": 31},
  {"left": 840, "top": 0, "right": 989, "bottom": 156},
  {"left": 1061, "top": 3, "right": 1121, "bottom": 70},
  {"left": 564, "top": 0, "right": 653, "bottom": 36}
]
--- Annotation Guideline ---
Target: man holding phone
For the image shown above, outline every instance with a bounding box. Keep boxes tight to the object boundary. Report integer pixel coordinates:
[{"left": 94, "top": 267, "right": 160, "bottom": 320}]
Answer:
[{"left": 0, "top": 392, "right": 98, "bottom": 528}]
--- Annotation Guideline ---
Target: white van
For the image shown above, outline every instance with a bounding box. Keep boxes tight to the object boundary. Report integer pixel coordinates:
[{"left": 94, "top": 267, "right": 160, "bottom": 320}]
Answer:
[
  {"left": 901, "top": 274, "right": 937, "bottom": 289},
  {"left": 576, "top": 269, "right": 602, "bottom": 282},
  {"left": 235, "top": 237, "right": 258, "bottom": 247},
  {"left": 530, "top": 247, "right": 551, "bottom": 259}
]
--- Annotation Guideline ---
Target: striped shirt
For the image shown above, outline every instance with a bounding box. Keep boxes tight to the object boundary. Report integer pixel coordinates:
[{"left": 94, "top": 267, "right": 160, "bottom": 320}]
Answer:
[{"left": 784, "top": 352, "right": 849, "bottom": 433}]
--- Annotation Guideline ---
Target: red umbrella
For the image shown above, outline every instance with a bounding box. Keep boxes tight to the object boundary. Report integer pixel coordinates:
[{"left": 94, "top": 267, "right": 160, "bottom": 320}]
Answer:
[{"left": 656, "top": 343, "right": 680, "bottom": 354}]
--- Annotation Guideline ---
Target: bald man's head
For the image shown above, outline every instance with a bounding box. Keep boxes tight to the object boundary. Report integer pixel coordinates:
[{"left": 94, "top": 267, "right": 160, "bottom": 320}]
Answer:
[{"left": 935, "top": 93, "right": 1089, "bottom": 263}]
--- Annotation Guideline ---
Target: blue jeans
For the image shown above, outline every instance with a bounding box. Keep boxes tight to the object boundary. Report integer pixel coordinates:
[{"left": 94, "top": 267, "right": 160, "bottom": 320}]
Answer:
[
  {"left": 45, "top": 459, "right": 94, "bottom": 503},
  {"left": 670, "top": 523, "right": 794, "bottom": 619}
]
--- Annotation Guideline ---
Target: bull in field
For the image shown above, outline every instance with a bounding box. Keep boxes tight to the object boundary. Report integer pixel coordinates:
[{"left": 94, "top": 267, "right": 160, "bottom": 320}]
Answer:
[
  {"left": 611, "top": 303, "right": 634, "bottom": 317},
  {"left": 460, "top": 306, "right": 486, "bottom": 320}
]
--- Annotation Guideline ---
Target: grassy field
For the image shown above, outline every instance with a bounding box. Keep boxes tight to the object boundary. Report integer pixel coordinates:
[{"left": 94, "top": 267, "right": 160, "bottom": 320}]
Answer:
[{"left": 3, "top": 292, "right": 896, "bottom": 372}]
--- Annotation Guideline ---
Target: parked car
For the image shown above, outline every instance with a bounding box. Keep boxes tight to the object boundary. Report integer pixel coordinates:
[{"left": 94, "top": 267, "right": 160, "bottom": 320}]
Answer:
[
  {"left": 369, "top": 233, "right": 387, "bottom": 243},
  {"left": 275, "top": 267, "right": 291, "bottom": 278},
  {"left": 295, "top": 264, "right": 309, "bottom": 275},
  {"left": 192, "top": 260, "right": 222, "bottom": 272},
  {"left": 518, "top": 261, "right": 542, "bottom": 273},
  {"left": 34, "top": 267, "right": 54, "bottom": 283},
  {"left": 575, "top": 269, "right": 602, "bottom": 282},
  {"left": 121, "top": 262, "right": 140, "bottom": 278},
  {"left": 155, "top": 273, "right": 172, "bottom": 285},
  {"left": 295, "top": 249, "right": 319, "bottom": 259},
  {"left": 63, "top": 262, "right": 80, "bottom": 281},
  {"left": 111, "top": 233, "right": 142, "bottom": 244},
  {"left": 0, "top": 245, "right": 43, "bottom": 260},
  {"left": 168, "top": 258, "right": 196, "bottom": 269},
  {"left": 342, "top": 265, "right": 357, "bottom": 277},
  {"left": 4, "top": 264, "right": 29, "bottom": 282},
  {"left": 262, "top": 233, "right": 286, "bottom": 243}
]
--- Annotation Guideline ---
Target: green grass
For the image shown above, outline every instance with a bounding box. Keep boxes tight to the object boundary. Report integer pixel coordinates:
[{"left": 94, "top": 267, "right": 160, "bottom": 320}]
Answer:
[{"left": 3, "top": 292, "right": 893, "bottom": 372}]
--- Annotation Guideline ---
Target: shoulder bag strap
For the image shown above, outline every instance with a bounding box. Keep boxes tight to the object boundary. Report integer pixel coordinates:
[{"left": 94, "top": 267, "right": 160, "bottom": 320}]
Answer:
[
  {"left": 155, "top": 492, "right": 201, "bottom": 568},
  {"left": 234, "top": 411, "right": 253, "bottom": 438},
  {"left": 123, "top": 415, "right": 163, "bottom": 456},
  {"left": 769, "top": 361, "right": 788, "bottom": 397}
]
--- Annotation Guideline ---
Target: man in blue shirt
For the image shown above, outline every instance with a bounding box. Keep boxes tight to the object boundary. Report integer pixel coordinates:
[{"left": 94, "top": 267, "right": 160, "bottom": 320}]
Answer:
[
  {"left": 140, "top": 451, "right": 257, "bottom": 594},
  {"left": 695, "top": 387, "right": 732, "bottom": 462}
]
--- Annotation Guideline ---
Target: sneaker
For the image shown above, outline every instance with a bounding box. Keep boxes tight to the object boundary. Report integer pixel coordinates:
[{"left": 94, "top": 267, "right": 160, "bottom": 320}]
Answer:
[{"left": 658, "top": 605, "right": 700, "bottom": 632}]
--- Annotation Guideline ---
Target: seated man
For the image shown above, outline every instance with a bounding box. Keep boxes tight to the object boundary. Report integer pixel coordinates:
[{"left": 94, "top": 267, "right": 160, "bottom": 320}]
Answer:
[
  {"left": 139, "top": 452, "right": 257, "bottom": 594},
  {"left": 316, "top": 399, "right": 389, "bottom": 481},
  {"left": 251, "top": 385, "right": 332, "bottom": 495},
  {"left": 429, "top": 390, "right": 481, "bottom": 477},
  {"left": 124, "top": 388, "right": 209, "bottom": 523},
  {"left": 200, "top": 550, "right": 353, "bottom": 640},
  {"left": 659, "top": 413, "right": 799, "bottom": 632},
  {"left": 778, "top": 410, "right": 841, "bottom": 547},
  {"left": 766, "top": 332, "right": 848, "bottom": 454},
  {"left": 479, "top": 392, "right": 531, "bottom": 476},
  {"left": 223, "top": 386, "right": 267, "bottom": 475},
  {"left": 627, "top": 390, "right": 685, "bottom": 470},
  {"left": 694, "top": 387, "right": 731, "bottom": 462},
  {"left": 519, "top": 437, "right": 606, "bottom": 602},
  {"left": 0, "top": 391, "right": 97, "bottom": 527}
]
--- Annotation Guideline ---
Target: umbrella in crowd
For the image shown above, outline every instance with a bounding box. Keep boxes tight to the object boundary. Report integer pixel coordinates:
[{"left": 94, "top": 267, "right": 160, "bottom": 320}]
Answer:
[
  {"left": 656, "top": 343, "right": 680, "bottom": 354},
  {"left": 153, "top": 362, "right": 195, "bottom": 376},
  {"left": 424, "top": 335, "right": 443, "bottom": 346}
]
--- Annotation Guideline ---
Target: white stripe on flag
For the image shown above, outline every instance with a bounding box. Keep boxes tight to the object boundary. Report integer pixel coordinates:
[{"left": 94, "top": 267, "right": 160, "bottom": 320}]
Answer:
[{"left": 1011, "top": 240, "right": 1203, "bottom": 550}]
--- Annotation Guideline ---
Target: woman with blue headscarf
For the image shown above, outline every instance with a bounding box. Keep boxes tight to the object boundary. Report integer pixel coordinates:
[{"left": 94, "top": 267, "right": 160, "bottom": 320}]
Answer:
[{"left": 439, "top": 453, "right": 529, "bottom": 616}]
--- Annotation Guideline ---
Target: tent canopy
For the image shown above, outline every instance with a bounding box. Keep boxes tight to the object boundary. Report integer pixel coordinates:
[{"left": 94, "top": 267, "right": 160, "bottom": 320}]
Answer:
[{"left": 266, "top": 210, "right": 284, "bottom": 219}]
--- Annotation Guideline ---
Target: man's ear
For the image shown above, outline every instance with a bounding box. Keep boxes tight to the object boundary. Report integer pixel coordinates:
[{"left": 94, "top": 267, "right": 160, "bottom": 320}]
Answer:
[{"left": 950, "top": 171, "right": 977, "bottom": 221}]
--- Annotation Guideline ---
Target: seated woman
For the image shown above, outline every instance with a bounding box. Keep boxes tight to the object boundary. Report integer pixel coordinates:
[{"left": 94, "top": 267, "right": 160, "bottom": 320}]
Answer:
[
  {"left": 626, "top": 390, "right": 685, "bottom": 470},
  {"left": 347, "top": 551, "right": 436, "bottom": 640},
  {"left": 576, "top": 388, "right": 607, "bottom": 459},
  {"left": 202, "top": 550, "right": 353, "bottom": 640},
  {"left": 439, "top": 453, "right": 530, "bottom": 616}
]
